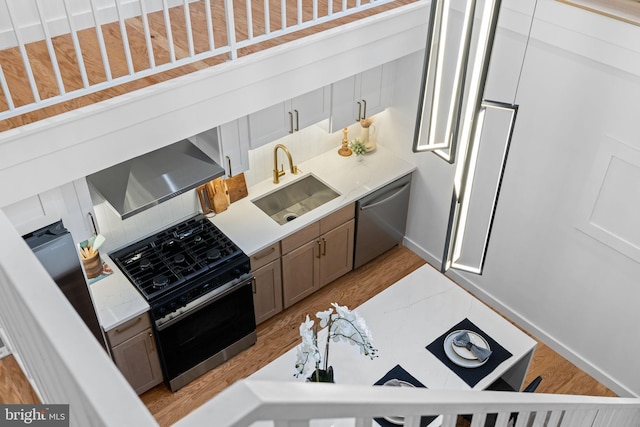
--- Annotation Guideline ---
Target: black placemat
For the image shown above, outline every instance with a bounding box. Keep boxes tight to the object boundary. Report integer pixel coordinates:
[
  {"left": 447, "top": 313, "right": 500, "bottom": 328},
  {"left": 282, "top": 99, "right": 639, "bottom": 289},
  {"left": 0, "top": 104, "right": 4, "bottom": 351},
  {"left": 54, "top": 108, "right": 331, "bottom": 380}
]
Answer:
[
  {"left": 426, "top": 318, "right": 512, "bottom": 387},
  {"left": 373, "top": 365, "right": 437, "bottom": 427}
]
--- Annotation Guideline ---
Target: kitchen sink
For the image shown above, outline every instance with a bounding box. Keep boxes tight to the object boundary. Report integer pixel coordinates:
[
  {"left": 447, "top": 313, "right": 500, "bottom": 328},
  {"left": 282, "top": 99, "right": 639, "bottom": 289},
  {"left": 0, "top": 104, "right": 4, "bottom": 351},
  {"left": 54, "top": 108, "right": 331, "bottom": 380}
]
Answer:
[{"left": 252, "top": 174, "right": 340, "bottom": 225}]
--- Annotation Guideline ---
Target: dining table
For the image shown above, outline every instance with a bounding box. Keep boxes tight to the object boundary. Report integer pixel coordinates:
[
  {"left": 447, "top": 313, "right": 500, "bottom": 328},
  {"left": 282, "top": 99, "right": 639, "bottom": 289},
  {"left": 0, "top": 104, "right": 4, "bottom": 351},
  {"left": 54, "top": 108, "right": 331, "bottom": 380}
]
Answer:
[{"left": 249, "top": 262, "right": 537, "bottom": 426}]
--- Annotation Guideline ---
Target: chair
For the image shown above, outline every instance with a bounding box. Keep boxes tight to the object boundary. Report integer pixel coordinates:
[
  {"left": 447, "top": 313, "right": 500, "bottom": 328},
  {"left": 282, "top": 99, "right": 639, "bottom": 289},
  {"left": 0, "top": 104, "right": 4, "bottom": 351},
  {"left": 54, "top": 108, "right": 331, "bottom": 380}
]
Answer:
[{"left": 461, "top": 376, "right": 543, "bottom": 427}]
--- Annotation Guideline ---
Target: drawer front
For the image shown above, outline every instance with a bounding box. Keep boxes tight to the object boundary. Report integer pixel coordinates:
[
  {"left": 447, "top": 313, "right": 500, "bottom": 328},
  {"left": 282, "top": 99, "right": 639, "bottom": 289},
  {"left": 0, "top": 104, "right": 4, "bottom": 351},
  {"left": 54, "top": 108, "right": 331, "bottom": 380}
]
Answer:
[
  {"left": 320, "top": 203, "right": 355, "bottom": 234},
  {"left": 106, "top": 313, "right": 152, "bottom": 347},
  {"left": 250, "top": 243, "right": 281, "bottom": 271},
  {"left": 281, "top": 222, "right": 321, "bottom": 254}
]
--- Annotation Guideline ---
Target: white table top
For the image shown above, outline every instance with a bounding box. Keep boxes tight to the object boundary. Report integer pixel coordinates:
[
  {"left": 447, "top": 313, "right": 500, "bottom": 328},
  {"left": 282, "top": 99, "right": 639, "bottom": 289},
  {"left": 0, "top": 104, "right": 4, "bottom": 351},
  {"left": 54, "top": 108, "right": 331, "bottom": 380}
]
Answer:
[{"left": 251, "top": 263, "right": 537, "bottom": 392}]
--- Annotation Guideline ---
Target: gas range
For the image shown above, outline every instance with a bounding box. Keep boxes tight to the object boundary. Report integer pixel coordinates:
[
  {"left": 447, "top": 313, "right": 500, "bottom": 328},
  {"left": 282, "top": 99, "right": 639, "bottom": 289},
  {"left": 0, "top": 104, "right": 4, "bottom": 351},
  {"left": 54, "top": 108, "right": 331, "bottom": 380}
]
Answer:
[
  {"left": 110, "top": 214, "right": 251, "bottom": 317},
  {"left": 109, "top": 213, "right": 256, "bottom": 392}
]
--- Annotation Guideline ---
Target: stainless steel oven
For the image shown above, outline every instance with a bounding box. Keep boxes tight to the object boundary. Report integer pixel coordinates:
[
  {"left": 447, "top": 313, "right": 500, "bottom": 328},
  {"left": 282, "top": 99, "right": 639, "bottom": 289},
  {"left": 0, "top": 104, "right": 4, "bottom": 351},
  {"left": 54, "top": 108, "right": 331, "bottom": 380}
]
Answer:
[{"left": 110, "top": 214, "right": 256, "bottom": 392}]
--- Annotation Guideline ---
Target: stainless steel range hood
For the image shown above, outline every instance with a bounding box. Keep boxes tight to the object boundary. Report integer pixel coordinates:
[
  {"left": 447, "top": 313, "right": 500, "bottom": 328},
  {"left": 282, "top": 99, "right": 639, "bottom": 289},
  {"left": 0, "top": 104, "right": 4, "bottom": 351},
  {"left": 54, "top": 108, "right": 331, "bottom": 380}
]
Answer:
[{"left": 87, "top": 139, "right": 224, "bottom": 219}]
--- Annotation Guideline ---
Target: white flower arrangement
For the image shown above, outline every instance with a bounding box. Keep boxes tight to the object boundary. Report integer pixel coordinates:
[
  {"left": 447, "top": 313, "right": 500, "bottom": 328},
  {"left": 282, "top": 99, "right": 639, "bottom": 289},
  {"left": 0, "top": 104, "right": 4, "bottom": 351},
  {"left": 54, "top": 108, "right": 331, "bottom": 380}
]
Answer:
[
  {"left": 349, "top": 138, "right": 367, "bottom": 156},
  {"left": 294, "top": 303, "right": 378, "bottom": 380}
]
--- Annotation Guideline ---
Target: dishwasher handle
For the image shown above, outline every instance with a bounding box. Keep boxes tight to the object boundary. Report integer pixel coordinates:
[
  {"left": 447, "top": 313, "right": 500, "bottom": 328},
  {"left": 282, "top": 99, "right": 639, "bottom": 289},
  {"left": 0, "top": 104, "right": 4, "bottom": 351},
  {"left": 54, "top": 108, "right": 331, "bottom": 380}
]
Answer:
[{"left": 360, "top": 182, "right": 411, "bottom": 211}]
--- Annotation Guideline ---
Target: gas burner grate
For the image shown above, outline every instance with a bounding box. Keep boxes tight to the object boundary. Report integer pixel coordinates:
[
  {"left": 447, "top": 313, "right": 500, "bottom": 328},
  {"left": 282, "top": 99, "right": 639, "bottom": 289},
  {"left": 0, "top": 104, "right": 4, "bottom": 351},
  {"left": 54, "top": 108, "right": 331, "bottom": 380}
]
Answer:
[{"left": 110, "top": 214, "right": 244, "bottom": 301}]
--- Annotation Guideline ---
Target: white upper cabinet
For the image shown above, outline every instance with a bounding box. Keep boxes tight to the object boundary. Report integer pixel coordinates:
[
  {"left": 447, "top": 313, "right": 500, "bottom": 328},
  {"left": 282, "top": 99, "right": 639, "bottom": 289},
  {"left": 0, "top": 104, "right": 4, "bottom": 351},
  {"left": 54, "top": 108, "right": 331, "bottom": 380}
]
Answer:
[
  {"left": 247, "top": 87, "right": 331, "bottom": 149},
  {"left": 330, "top": 63, "right": 396, "bottom": 132},
  {"left": 190, "top": 120, "right": 250, "bottom": 177},
  {"left": 219, "top": 119, "right": 250, "bottom": 177}
]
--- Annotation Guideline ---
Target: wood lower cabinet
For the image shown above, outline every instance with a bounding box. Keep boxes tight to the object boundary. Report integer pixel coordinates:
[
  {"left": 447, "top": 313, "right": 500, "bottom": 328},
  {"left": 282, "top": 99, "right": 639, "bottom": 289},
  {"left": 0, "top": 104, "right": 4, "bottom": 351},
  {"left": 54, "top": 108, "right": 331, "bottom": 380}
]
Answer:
[
  {"left": 319, "top": 219, "right": 355, "bottom": 287},
  {"left": 250, "top": 243, "right": 283, "bottom": 324},
  {"left": 106, "top": 313, "right": 162, "bottom": 395},
  {"left": 281, "top": 204, "right": 355, "bottom": 308},
  {"left": 282, "top": 238, "right": 320, "bottom": 308}
]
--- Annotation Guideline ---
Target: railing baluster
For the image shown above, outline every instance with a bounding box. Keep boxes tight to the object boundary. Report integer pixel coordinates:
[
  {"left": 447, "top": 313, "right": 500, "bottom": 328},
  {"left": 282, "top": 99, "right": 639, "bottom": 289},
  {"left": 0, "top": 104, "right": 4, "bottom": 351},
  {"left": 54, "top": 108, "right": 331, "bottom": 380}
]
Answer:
[
  {"left": 312, "top": 0, "right": 318, "bottom": 21},
  {"left": 297, "top": 0, "right": 302, "bottom": 25},
  {"left": 342, "top": 0, "right": 347, "bottom": 13},
  {"left": 264, "top": 0, "right": 271, "bottom": 35},
  {"left": 5, "top": 0, "right": 41, "bottom": 103},
  {"left": 34, "top": 0, "right": 65, "bottom": 96},
  {"left": 281, "top": 0, "right": 287, "bottom": 30},
  {"left": 328, "top": 0, "right": 333, "bottom": 16},
  {"left": 89, "top": 0, "right": 113, "bottom": 81},
  {"left": 61, "top": 0, "right": 90, "bottom": 88},
  {"left": 138, "top": 0, "right": 156, "bottom": 68},
  {"left": 162, "top": 0, "right": 177, "bottom": 62},
  {"left": 440, "top": 414, "right": 458, "bottom": 427},
  {"left": 113, "top": 0, "right": 135, "bottom": 75},
  {"left": 223, "top": 0, "right": 238, "bottom": 60},
  {"left": 546, "top": 410, "right": 563, "bottom": 427},
  {"left": 183, "top": 0, "right": 195, "bottom": 57},
  {"left": 0, "top": 64, "right": 15, "bottom": 111},
  {"left": 204, "top": 0, "right": 215, "bottom": 51},
  {"left": 246, "top": 0, "right": 254, "bottom": 39}
]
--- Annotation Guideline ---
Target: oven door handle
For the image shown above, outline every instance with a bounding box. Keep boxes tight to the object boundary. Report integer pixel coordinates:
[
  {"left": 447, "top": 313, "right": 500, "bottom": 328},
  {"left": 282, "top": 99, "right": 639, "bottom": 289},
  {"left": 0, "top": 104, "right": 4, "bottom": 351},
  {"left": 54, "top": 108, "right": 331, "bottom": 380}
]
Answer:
[{"left": 155, "top": 276, "right": 253, "bottom": 330}]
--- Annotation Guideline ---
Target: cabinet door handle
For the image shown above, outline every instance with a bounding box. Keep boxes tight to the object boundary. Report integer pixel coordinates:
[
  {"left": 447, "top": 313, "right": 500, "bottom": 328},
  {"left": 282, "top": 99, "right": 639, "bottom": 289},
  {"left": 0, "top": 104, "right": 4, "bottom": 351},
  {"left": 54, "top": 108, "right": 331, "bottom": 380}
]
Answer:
[
  {"left": 226, "top": 155, "right": 232, "bottom": 177},
  {"left": 252, "top": 277, "right": 257, "bottom": 294},
  {"left": 322, "top": 238, "right": 327, "bottom": 256},
  {"left": 294, "top": 109, "right": 299, "bottom": 131},
  {"left": 115, "top": 316, "right": 142, "bottom": 334},
  {"left": 356, "top": 101, "right": 362, "bottom": 121},
  {"left": 148, "top": 332, "right": 156, "bottom": 352},
  {"left": 317, "top": 240, "right": 322, "bottom": 259},
  {"left": 253, "top": 246, "right": 276, "bottom": 261},
  {"left": 289, "top": 111, "right": 294, "bottom": 133},
  {"left": 362, "top": 99, "right": 367, "bottom": 119}
]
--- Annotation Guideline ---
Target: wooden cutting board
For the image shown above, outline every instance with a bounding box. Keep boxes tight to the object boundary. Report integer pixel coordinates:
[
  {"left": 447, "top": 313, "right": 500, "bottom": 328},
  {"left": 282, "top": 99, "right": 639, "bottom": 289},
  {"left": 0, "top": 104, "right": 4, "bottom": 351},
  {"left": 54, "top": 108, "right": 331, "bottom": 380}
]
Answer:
[
  {"left": 225, "top": 172, "right": 248, "bottom": 203},
  {"left": 197, "top": 183, "right": 214, "bottom": 214},
  {"left": 211, "top": 177, "right": 229, "bottom": 213}
]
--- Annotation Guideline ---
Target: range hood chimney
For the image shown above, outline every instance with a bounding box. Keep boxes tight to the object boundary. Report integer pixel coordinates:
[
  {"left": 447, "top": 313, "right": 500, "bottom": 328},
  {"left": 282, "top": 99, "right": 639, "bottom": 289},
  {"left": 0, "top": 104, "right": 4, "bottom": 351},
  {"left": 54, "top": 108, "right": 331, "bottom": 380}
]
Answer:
[{"left": 87, "top": 139, "right": 224, "bottom": 220}]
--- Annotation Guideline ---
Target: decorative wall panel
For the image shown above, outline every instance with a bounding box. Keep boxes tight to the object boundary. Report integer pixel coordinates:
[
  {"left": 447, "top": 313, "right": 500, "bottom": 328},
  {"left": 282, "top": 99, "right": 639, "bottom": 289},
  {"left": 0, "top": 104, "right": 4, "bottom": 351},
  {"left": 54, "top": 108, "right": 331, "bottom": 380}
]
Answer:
[{"left": 576, "top": 137, "right": 640, "bottom": 263}]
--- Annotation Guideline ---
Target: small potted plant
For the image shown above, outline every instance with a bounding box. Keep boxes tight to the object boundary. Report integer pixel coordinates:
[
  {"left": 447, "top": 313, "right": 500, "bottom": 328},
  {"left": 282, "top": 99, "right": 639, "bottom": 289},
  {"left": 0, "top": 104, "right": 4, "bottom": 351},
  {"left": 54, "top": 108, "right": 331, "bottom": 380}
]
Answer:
[
  {"left": 294, "top": 303, "right": 378, "bottom": 382},
  {"left": 349, "top": 138, "right": 367, "bottom": 161}
]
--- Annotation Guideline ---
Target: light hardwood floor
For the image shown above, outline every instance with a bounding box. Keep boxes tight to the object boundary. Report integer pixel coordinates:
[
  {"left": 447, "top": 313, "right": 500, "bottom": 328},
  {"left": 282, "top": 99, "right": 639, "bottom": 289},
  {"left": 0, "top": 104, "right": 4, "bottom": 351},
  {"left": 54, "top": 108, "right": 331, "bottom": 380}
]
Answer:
[{"left": 0, "top": 246, "right": 616, "bottom": 426}]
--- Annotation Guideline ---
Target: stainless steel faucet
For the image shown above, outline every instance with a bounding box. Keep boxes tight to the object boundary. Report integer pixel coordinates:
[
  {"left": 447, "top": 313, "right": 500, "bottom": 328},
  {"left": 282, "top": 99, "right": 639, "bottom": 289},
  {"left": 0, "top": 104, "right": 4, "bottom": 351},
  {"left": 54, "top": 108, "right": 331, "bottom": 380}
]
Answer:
[{"left": 273, "top": 144, "right": 298, "bottom": 184}]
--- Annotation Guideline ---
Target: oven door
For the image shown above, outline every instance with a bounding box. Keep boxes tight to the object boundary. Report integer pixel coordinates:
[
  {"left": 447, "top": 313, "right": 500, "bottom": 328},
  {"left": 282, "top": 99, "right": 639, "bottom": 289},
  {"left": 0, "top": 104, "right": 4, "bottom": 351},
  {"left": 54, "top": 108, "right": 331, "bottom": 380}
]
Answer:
[{"left": 153, "top": 276, "right": 256, "bottom": 391}]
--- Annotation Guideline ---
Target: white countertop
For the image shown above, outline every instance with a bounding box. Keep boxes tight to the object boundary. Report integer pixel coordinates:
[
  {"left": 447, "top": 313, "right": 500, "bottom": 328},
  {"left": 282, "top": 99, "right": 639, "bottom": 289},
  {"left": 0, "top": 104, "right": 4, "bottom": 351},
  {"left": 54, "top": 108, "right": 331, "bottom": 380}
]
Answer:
[
  {"left": 208, "top": 144, "right": 416, "bottom": 256},
  {"left": 251, "top": 262, "right": 537, "bottom": 392},
  {"left": 90, "top": 144, "right": 415, "bottom": 330},
  {"left": 90, "top": 255, "right": 150, "bottom": 331}
]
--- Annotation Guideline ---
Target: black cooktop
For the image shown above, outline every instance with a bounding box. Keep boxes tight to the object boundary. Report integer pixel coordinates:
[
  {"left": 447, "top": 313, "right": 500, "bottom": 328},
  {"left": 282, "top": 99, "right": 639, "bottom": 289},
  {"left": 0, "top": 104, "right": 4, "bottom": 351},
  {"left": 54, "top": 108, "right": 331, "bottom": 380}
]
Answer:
[{"left": 110, "top": 214, "right": 244, "bottom": 301}]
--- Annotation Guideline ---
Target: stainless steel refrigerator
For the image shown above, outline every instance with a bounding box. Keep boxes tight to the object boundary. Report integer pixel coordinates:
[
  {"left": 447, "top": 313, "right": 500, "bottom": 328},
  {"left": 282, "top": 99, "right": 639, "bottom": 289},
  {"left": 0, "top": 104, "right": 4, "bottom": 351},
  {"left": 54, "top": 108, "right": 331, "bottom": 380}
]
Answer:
[{"left": 23, "top": 220, "right": 108, "bottom": 352}]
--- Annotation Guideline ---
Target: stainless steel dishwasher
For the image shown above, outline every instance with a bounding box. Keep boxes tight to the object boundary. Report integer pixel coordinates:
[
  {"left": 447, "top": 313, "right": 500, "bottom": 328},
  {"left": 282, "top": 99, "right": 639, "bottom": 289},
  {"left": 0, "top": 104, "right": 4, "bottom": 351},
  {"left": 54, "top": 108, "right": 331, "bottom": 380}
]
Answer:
[{"left": 354, "top": 173, "right": 412, "bottom": 269}]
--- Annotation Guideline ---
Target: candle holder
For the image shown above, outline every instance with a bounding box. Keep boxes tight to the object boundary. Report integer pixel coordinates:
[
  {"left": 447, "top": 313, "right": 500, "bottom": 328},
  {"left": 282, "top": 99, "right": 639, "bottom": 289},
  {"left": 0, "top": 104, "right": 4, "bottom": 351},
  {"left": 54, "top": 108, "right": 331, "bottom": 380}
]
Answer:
[{"left": 338, "top": 127, "right": 352, "bottom": 156}]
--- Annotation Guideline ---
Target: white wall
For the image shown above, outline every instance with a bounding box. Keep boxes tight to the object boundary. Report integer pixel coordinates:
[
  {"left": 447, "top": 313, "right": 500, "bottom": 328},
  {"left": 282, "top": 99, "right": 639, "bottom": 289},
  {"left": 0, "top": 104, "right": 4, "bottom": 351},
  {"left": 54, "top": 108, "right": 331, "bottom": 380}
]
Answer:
[{"left": 386, "top": 0, "right": 640, "bottom": 396}]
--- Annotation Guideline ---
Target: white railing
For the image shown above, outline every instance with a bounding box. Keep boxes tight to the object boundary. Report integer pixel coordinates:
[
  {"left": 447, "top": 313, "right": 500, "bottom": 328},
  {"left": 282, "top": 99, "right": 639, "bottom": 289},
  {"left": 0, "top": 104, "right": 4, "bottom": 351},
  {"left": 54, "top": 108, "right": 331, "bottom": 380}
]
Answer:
[
  {"left": 0, "top": 0, "right": 399, "bottom": 121},
  {"left": 0, "top": 209, "right": 157, "bottom": 426},
  {"left": 175, "top": 380, "right": 640, "bottom": 427}
]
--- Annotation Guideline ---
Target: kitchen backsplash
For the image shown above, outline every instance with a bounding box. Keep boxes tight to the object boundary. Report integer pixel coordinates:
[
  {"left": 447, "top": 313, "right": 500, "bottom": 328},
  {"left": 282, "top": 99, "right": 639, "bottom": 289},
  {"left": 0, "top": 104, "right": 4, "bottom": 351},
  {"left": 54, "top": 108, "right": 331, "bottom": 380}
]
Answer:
[{"left": 92, "top": 113, "right": 386, "bottom": 253}]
